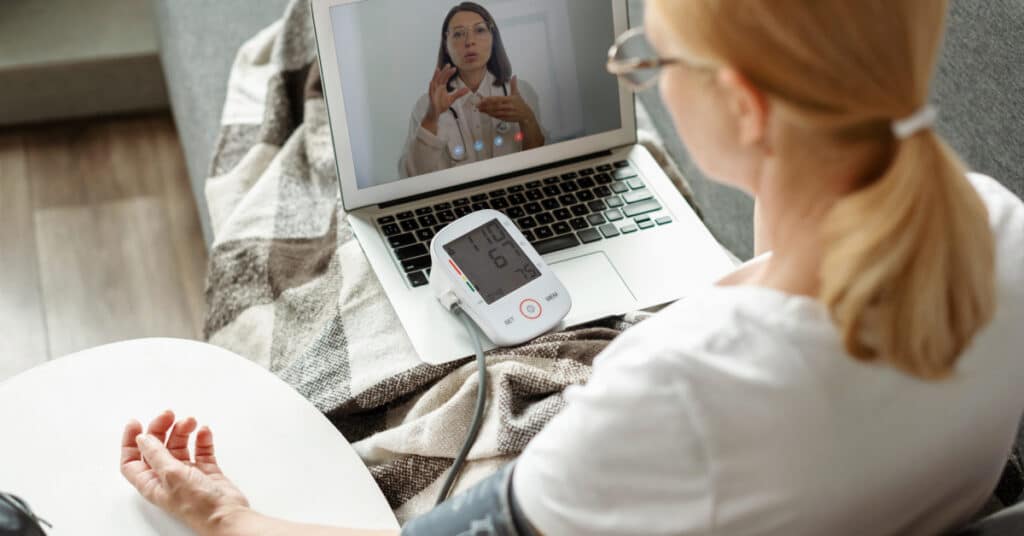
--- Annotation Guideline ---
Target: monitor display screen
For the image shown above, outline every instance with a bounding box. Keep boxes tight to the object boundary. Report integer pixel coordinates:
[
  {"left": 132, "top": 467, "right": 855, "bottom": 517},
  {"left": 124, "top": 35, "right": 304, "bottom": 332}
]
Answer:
[
  {"left": 444, "top": 219, "right": 541, "bottom": 304},
  {"left": 329, "top": 0, "right": 622, "bottom": 190}
]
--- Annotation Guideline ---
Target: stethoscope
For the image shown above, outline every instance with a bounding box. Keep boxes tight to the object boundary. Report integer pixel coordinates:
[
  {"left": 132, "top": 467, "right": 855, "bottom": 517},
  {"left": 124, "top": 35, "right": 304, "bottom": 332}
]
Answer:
[{"left": 448, "top": 84, "right": 511, "bottom": 161}]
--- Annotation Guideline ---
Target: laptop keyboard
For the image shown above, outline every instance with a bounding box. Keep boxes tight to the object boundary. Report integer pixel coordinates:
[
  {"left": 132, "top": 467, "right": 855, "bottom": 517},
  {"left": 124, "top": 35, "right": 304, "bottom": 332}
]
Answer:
[{"left": 375, "top": 160, "right": 674, "bottom": 288}]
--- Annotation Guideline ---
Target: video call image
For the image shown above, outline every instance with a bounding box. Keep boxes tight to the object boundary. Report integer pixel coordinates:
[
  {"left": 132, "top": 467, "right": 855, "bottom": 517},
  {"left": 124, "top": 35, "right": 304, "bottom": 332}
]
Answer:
[{"left": 330, "top": 0, "right": 622, "bottom": 189}]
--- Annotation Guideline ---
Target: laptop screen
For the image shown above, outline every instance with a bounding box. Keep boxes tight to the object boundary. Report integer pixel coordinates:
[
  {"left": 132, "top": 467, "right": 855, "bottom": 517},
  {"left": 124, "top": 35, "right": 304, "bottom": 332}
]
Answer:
[{"left": 328, "top": 0, "right": 623, "bottom": 191}]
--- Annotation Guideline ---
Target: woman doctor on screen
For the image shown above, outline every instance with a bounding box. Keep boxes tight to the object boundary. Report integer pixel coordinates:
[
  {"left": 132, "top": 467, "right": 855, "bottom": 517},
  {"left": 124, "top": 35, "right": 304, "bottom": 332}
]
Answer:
[{"left": 399, "top": 2, "right": 546, "bottom": 178}]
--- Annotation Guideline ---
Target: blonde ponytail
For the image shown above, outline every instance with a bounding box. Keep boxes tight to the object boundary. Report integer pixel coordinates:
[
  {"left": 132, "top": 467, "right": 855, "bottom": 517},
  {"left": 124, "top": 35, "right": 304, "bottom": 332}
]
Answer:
[
  {"left": 654, "top": 0, "right": 997, "bottom": 378},
  {"left": 820, "top": 131, "right": 995, "bottom": 378}
]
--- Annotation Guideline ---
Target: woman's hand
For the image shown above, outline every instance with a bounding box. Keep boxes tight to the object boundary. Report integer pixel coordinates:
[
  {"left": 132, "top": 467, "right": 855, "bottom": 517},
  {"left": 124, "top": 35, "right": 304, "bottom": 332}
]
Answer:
[
  {"left": 120, "top": 411, "right": 250, "bottom": 536},
  {"left": 476, "top": 76, "right": 536, "bottom": 125},
  {"left": 422, "top": 64, "right": 471, "bottom": 133}
]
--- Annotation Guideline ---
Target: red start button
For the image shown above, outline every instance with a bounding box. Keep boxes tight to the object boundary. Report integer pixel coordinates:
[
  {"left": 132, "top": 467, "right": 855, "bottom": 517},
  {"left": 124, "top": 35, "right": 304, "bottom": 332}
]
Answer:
[{"left": 519, "top": 298, "right": 542, "bottom": 320}]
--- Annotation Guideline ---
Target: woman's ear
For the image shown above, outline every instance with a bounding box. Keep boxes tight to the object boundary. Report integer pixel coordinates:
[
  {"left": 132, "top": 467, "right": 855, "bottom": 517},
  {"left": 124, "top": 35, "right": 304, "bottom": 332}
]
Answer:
[{"left": 717, "top": 68, "right": 769, "bottom": 149}]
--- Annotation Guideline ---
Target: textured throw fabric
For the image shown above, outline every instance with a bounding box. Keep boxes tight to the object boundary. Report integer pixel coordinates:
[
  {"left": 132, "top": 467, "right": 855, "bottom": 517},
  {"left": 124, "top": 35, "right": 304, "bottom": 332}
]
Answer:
[{"left": 200, "top": 0, "right": 696, "bottom": 522}]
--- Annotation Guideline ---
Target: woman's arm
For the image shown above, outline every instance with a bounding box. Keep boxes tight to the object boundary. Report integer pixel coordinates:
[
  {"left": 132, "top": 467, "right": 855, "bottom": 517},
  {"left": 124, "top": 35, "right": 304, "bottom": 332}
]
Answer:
[{"left": 208, "top": 510, "right": 396, "bottom": 536}]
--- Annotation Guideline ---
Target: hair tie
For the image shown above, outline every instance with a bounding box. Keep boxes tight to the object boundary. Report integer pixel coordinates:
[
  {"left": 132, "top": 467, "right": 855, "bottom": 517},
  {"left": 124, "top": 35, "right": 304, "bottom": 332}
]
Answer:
[{"left": 892, "top": 105, "right": 938, "bottom": 139}]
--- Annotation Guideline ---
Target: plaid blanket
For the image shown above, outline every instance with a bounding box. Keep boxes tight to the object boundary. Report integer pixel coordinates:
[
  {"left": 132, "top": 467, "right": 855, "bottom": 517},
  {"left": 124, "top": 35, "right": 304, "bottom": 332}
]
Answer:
[{"left": 201, "top": 0, "right": 698, "bottom": 522}]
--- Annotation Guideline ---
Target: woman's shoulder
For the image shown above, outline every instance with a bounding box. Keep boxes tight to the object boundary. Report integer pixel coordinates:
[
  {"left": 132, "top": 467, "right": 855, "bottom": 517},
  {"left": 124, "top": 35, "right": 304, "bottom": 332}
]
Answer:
[{"left": 967, "top": 173, "right": 1024, "bottom": 296}]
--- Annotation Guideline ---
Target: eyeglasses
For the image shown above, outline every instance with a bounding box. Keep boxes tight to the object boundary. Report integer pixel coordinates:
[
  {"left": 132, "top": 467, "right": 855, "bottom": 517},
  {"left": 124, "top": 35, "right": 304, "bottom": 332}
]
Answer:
[
  {"left": 447, "top": 23, "right": 493, "bottom": 44},
  {"left": 607, "top": 27, "right": 682, "bottom": 91}
]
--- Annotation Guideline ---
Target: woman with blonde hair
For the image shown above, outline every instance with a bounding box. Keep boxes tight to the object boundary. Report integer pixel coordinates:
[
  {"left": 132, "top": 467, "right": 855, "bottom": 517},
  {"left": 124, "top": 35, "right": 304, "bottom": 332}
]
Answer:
[{"left": 119, "top": 0, "right": 1024, "bottom": 534}]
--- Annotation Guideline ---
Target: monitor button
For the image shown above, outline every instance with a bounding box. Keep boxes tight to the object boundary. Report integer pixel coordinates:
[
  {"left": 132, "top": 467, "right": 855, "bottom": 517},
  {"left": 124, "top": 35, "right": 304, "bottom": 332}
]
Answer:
[{"left": 519, "top": 298, "right": 542, "bottom": 320}]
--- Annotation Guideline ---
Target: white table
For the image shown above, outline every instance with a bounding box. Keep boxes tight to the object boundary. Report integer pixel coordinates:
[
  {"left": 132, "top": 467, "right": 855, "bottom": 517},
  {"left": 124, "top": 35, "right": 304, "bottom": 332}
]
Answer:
[{"left": 0, "top": 338, "right": 399, "bottom": 535}]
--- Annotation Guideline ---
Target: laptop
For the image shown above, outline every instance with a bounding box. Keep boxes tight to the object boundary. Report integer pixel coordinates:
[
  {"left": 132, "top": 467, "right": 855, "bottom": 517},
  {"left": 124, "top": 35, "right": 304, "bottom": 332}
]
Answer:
[{"left": 311, "top": 0, "right": 735, "bottom": 364}]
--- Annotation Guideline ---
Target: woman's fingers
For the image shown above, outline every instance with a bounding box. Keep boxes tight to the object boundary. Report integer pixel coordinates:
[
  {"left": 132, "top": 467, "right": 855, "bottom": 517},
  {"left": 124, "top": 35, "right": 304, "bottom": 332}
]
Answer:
[
  {"left": 121, "top": 420, "right": 145, "bottom": 465},
  {"left": 136, "top": 433, "right": 186, "bottom": 480},
  {"left": 166, "top": 417, "right": 198, "bottom": 462},
  {"left": 510, "top": 75, "right": 519, "bottom": 95},
  {"left": 194, "top": 426, "right": 222, "bottom": 474},
  {"left": 145, "top": 410, "right": 176, "bottom": 443}
]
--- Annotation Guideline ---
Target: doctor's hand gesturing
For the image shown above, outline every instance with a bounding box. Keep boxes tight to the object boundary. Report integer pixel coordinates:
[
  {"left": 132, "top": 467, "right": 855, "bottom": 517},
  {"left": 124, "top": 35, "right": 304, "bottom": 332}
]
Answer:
[
  {"left": 421, "top": 64, "right": 471, "bottom": 135},
  {"left": 477, "top": 76, "right": 545, "bottom": 150}
]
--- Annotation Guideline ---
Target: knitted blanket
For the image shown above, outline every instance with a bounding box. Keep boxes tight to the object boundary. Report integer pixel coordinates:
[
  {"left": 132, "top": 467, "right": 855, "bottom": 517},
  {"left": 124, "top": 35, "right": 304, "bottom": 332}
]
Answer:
[{"left": 200, "top": 0, "right": 698, "bottom": 521}]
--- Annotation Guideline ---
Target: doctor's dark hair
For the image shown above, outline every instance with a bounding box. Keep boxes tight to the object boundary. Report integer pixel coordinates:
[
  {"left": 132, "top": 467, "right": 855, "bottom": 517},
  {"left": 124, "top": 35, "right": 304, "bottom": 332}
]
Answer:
[{"left": 437, "top": 2, "right": 512, "bottom": 90}]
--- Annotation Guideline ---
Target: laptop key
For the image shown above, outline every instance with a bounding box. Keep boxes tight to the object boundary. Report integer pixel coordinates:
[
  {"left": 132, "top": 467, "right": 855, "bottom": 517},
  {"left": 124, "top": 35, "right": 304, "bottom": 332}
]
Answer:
[
  {"left": 611, "top": 183, "right": 629, "bottom": 194},
  {"left": 588, "top": 200, "right": 607, "bottom": 212},
  {"left": 639, "top": 220, "right": 656, "bottom": 230},
  {"left": 507, "top": 207, "right": 526, "bottom": 219},
  {"left": 437, "top": 210, "right": 457, "bottom": 223},
  {"left": 455, "top": 206, "right": 473, "bottom": 217},
  {"left": 543, "top": 176, "right": 560, "bottom": 184},
  {"left": 554, "top": 208, "right": 572, "bottom": 221},
  {"left": 594, "top": 173, "right": 613, "bottom": 185},
  {"left": 534, "top": 234, "right": 581, "bottom": 255},
  {"left": 614, "top": 160, "right": 630, "bottom": 168},
  {"left": 377, "top": 215, "right": 396, "bottom": 225},
  {"left": 578, "top": 228, "right": 602, "bottom": 244},
  {"left": 635, "top": 215, "right": 651, "bottom": 223},
  {"left": 621, "top": 224, "right": 639, "bottom": 234},
  {"left": 535, "top": 226, "right": 554, "bottom": 240},
  {"left": 542, "top": 199, "right": 560, "bottom": 211},
  {"left": 395, "top": 244, "right": 428, "bottom": 260},
  {"left": 526, "top": 189, "right": 544, "bottom": 201},
  {"left": 471, "top": 193, "right": 488, "bottom": 202},
  {"left": 570, "top": 217, "right": 589, "bottom": 231},
  {"left": 489, "top": 188, "right": 507, "bottom": 198},
  {"left": 401, "top": 255, "right": 431, "bottom": 273},
  {"left": 397, "top": 211, "right": 414, "bottom": 220},
  {"left": 407, "top": 271, "right": 428, "bottom": 287},
  {"left": 570, "top": 204, "right": 590, "bottom": 217},
  {"left": 434, "top": 225, "right": 447, "bottom": 234},
  {"left": 542, "top": 185, "right": 561, "bottom": 197},
  {"left": 561, "top": 172, "right": 579, "bottom": 180},
  {"left": 596, "top": 164, "right": 613, "bottom": 172},
  {"left": 389, "top": 233, "right": 416, "bottom": 248},
  {"left": 627, "top": 179, "right": 646, "bottom": 190},
  {"left": 508, "top": 193, "right": 527, "bottom": 205},
  {"left": 508, "top": 184, "right": 525, "bottom": 193},
  {"left": 525, "top": 202, "right": 542, "bottom": 213},
  {"left": 595, "top": 185, "right": 612, "bottom": 197},
  {"left": 656, "top": 216, "right": 673, "bottom": 225},
  {"left": 400, "top": 220, "right": 419, "bottom": 232},
  {"left": 381, "top": 223, "right": 401, "bottom": 237},
  {"left": 599, "top": 224, "right": 621, "bottom": 238},
  {"left": 606, "top": 196, "right": 624, "bottom": 208},
  {"left": 415, "top": 228, "right": 434, "bottom": 242},
  {"left": 537, "top": 213, "right": 555, "bottom": 226},
  {"left": 623, "top": 189, "right": 654, "bottom": 204},
  {"left": 491, "top": 198, "right": 510, "bottom": 210},
  {"left": 605, "top": 209, "right": 623, "bottom": 222},
  {"left": 578, "top": 168, "right": 595, "bottom": 176},
  {"left": 516, "top": 216, "right": 538, "bottom": 229},
  {"left": 419, "top": 214, "right": 438, "bottom": 227},
  {"left": 587, "top": 214, "right": 606, "bottom": 226},
  {"left": 434, "top": 202, "right": 451, "bottom": 211},
  {"left": 623, "top": 199, "right": 663, "bottom": 218},
  {"left": 577, "top": 177, "right": 596, "bottom": 189},
  {"left": 453, "top": 198, "right": 470, "bottom": 207},
  {"left": 522, "top": 230, "right": 536, "bottom": 242},
  {"left": 415, "top": 206, "right": 433, "bottom": 216},
  {"left": 577, "top": 190, "right": 596, "bottom": 202},
  {"left": 559, "top": 181, "right": 579, "bottom": 193},
  {"left": 552, "top": 222, "right": 571, "bottom": 235},
  {"left": 471, "top": 202, "right": 490, "bottom": 211},
  {"left": 525, "top": 180, "right": 542, "bottom": 189},
  {"left": 613, "top": 168, "right": 638, "bottom": 180},
  {"left": 558, "top": 194, "right": 577, "bottom": 206}
]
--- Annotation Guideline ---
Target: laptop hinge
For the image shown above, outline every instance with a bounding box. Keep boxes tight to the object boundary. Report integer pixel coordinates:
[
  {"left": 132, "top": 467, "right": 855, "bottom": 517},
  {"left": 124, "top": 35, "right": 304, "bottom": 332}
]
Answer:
[{"left": 378, "top": 150, "right": 613, "bottom": 209}]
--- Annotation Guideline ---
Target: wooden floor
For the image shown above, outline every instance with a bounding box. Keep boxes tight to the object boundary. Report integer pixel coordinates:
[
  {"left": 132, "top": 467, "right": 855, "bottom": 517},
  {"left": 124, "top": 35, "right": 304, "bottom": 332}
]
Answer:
[{"left": 0, "top": 113, "right": 208, "bottom": 382}]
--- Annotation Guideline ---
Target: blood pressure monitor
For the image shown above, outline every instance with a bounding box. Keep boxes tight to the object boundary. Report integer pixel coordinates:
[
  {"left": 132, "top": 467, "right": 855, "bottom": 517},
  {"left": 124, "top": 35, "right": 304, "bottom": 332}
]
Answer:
[{"left": 429, "top": 210, "right": 571, "bottom": 346}]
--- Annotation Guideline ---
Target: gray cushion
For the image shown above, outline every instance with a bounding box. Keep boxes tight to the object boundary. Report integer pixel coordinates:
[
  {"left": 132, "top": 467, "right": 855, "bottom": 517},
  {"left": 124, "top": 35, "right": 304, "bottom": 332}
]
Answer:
[
  {"left": 150, "top": 0, "right": 291, "bottom": 247},
  {"left": 630, "top": 0, "right": 1023, "bottom": 259}
]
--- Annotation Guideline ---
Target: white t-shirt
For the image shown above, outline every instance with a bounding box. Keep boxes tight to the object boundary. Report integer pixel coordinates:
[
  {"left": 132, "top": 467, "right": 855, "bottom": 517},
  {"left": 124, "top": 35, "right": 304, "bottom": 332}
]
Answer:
[{"left": 514, "top": 174, "right": 1024, "bottom": 536}]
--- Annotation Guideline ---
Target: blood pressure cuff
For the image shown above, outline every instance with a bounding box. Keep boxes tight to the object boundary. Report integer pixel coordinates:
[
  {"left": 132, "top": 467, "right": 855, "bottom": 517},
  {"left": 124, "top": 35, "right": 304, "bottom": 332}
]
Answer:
[{"left": 401, "top": 462, "right": 540, "bottom": 536}]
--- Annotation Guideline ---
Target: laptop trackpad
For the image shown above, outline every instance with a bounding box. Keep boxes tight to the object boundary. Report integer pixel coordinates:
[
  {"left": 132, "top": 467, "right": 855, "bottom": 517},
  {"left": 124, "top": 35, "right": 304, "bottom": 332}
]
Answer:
[{"left": 550, "top": 252, "right": 636, "bottom": 323}]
